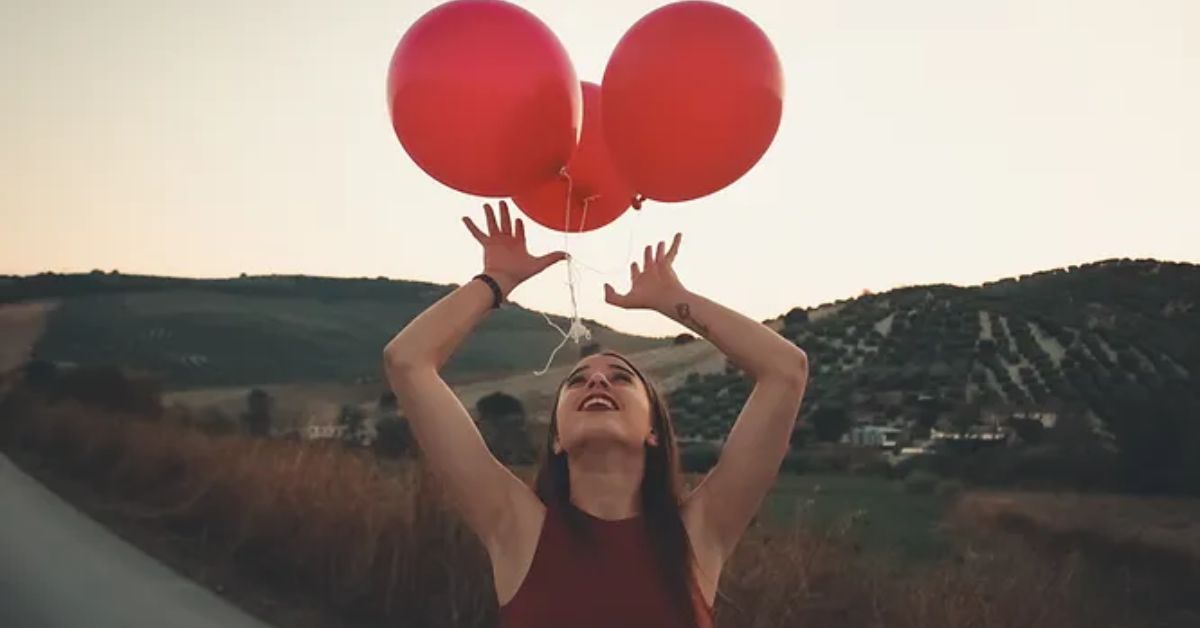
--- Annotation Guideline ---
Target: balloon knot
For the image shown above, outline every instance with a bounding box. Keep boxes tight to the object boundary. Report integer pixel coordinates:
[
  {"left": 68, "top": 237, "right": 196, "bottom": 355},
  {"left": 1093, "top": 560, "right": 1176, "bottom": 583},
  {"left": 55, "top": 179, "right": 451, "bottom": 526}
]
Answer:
[
  {"left": 568, "top": 319, "right": 592, "bottom": 343},
  {"left": 631, "top": 194, "right": 645, "bottom": 210}
]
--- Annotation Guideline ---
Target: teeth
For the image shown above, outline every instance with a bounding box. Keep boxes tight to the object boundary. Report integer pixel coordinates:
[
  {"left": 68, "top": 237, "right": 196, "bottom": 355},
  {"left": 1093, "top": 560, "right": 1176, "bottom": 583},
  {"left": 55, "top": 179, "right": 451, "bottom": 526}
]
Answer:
[{"left": 582, "top": 396, "right": 616, "bottom": 410}]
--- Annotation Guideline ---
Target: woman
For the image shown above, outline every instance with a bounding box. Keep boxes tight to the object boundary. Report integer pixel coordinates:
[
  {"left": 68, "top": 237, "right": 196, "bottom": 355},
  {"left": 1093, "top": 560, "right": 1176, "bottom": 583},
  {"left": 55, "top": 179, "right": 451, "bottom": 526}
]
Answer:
[{"left": 383, "top": 202, "right": 808, "bottom": 628}]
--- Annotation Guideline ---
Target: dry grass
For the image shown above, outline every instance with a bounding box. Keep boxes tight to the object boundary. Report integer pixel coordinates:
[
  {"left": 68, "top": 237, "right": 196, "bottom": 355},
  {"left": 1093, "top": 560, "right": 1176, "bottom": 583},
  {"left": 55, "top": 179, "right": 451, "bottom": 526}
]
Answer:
[
  {"left": 956, "top": 492, "right": 1200, "bottom": 563},
  {"left": 954, "top": 491, "right": 1200, "bottom": 626},
  {"left": 0, "top": 403, "right": 1162, "bottom": 628}
]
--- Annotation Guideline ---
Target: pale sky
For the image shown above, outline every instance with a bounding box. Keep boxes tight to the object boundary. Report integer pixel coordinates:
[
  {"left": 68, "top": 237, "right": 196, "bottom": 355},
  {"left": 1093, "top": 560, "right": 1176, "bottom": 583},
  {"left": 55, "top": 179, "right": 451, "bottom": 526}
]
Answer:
[{"left": 2, "top": 0, "right": 1198, "bottom": 337}]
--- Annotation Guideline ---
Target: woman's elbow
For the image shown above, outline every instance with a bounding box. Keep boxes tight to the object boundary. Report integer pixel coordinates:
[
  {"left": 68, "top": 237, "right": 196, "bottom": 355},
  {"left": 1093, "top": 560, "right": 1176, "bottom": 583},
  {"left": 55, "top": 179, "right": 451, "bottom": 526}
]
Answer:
[
  {"left": 382, "top": 339, "right": 419, "bottom": 375},
  {"left": 773, "top": 348, "right": 809, "bottom": 390}
]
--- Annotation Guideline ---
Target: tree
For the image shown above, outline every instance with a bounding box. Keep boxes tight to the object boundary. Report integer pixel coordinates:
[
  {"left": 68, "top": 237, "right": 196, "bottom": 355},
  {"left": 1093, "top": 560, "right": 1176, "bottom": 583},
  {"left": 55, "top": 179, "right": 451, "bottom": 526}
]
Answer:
[
  {"left": 1009, "top": 416, "right": 1046, "bottom": 445},
  {"left": 375, "top": 417, "right": 413, "bottom": 458},
  {"left": 784, "top": 307, "right": 810, "bottom": 327},
  {"left": 673, "top": 333, "right": 697, "bottom": 345},
  {"left": 378, "top": 390, "right": 398, "bottom": 413},
  {"left": 54, "top": 365, "right": 163, "bottom": 418},
  {"left": 243, "top": 388, "right": 273, "bottom": 437},
  {"left": 680, "top": 442, "right": 722, "bottom": 473},
  {"left": 476, "top": 392, "right": 534, "bottom": 465},
  {"left": 950, "top": 401, "right": 981, "bottom": 436},
  {"left": 810, "top": 402, "right": 850, "bottom": 442},
  {"left": 579, "top": 342, "right": 603, "bottom": 358},
  {"left": 789, "top": 422, "right": 812, "bottom": 450}
]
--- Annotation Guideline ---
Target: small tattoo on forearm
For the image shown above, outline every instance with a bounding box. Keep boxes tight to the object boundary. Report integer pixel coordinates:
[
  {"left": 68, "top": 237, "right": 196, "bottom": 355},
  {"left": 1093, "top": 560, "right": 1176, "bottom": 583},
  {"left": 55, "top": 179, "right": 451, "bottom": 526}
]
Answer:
[{"left": 675, "top": 303, "right": 709, "bottom": 336}]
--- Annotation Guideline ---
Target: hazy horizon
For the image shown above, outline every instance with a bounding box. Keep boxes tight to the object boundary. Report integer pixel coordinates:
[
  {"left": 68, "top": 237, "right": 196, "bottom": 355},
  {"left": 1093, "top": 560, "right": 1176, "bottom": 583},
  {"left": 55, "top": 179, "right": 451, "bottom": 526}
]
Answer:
[{"left": 4, "top": 0, "right": 1198, "bottom": 337}]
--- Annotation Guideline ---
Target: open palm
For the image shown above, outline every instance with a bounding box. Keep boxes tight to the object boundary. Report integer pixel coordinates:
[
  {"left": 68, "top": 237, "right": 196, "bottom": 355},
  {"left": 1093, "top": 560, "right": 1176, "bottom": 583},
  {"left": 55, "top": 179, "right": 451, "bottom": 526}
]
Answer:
[
  {"left": 463, "top": 201, "right": 566, "bottom": 297},
  {"left": 605, "top": 233, "right": 686, "bottom": 312}
]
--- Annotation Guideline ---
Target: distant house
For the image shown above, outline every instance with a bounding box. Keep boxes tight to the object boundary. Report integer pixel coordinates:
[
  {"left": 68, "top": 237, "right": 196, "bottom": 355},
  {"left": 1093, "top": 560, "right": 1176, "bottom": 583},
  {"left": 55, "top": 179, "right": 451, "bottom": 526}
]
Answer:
[
  {"left": 1009, "top": 410, "right": 1058, "bottom": 428},
  {"left": 303, "top": 424, "right": 346, "bottom": 440},
  {"left": 930, "top": 427, "right": 1008, "bottom": 443},
  {"left": 845, "top": 425, "right": 903, "bottom": 448}
]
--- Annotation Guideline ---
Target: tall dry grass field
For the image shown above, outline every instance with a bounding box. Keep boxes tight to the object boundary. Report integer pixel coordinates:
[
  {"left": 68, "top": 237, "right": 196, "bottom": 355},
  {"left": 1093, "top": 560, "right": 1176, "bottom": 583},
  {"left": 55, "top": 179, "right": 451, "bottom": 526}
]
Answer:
[{"left": 0, "top": 401, "right": 1166, "bottom": 628}]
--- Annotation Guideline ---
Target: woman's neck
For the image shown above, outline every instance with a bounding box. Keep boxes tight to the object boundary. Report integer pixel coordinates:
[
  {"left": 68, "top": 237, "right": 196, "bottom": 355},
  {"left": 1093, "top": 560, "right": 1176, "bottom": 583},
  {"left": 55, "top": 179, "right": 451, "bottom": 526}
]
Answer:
[{"left": 565, "top": 444, "right": 645, "bottom": 520}]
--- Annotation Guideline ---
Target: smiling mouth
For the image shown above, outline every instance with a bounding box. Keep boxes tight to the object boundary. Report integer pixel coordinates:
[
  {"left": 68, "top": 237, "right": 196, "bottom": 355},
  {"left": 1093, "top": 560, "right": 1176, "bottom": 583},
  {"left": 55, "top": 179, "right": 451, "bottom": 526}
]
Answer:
[{"left": 579, "top": 393, "right": 619, "bottom": 412}]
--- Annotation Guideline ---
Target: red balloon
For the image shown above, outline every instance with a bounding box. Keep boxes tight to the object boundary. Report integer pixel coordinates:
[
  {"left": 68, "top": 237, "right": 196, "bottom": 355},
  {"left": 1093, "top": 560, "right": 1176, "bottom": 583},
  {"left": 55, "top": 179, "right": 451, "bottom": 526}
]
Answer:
[
  {"left": 512, "top": 82, "right": 635, "bottom": 233},
  {"left": 387, "top": 0, "right": 582, "bottom": 197},
  {"left": 602, "top": 1, "right": 783, "bottom": 202}
]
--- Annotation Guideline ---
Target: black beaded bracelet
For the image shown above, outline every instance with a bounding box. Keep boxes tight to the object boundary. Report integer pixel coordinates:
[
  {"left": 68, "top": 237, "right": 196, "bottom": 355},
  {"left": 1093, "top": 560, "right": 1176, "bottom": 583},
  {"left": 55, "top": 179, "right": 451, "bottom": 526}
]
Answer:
[{"left": 473, "top": 273, "right": 504, "bottom": 309}]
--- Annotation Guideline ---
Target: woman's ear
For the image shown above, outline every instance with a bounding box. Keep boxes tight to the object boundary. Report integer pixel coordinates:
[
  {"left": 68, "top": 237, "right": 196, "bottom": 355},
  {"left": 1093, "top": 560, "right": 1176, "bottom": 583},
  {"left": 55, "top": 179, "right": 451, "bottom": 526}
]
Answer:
[
  {"left": 553, "top": 438, "right": 563, "bottom": 454},
  {"left": 646, "top": 430, "right": 659, "bottom": 447}
]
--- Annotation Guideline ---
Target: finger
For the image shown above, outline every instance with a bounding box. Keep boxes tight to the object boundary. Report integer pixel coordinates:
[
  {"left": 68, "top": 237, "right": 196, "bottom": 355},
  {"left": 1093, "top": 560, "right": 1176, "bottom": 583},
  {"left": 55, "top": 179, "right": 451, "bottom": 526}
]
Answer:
[
  {"left": 630, "top": 261, "right": 640, "bottom": 283},
  {"left": 666, "top": 232, "right": 682, "bottom": 261},
  {"left": 535, "top": 251, "right": 569, "bottom": 273},
  {"left": 463, "top": 217, "right": 487, "bottom": 244},
  {"left": 655, "top": 241, "right": 666, "bottom": 263},
  {"left": 604, "top": 283, "right": 629, "bottom": 308},
  {"left": 644, "top": 245, "right": 653, "bottom": 270},
  {"left": 515, "top": 217, "right": 526, "bottom": 242},
  {"left": 499, "top": 200, "right": 512, "bottom": 235},
  {"left": 484, "top": 203, "right": 499, "bottom": 235}
]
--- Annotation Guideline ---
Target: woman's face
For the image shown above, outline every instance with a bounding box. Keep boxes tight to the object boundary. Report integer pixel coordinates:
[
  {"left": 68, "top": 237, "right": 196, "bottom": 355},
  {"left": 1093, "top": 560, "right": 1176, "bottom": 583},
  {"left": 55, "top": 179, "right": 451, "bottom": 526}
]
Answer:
[{"left": 553, "top": 354, "right": 657, "bottom": 455}]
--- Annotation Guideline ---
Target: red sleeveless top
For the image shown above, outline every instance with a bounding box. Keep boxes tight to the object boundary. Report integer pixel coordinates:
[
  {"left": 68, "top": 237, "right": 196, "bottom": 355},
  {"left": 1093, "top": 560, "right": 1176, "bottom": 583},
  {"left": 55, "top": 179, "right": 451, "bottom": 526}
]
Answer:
[{"left": 499, "top": 500, "right": 715, "bottom": 628}]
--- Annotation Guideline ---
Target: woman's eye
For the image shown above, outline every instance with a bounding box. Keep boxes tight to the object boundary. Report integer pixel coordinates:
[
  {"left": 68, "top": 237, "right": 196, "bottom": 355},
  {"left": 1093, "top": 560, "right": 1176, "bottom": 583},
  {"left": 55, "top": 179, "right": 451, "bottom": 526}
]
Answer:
[
  {"left": 613, "top": 372, "right": 633, "bottom": 383},
  {"left": 566, "top": 375, "right": 585, "bottom": 386}
]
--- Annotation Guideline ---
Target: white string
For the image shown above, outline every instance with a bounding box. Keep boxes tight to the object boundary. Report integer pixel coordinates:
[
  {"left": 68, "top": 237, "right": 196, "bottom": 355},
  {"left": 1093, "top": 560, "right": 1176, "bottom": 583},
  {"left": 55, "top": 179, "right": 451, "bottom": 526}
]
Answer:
[
  {"left": 532, "top": 170, "right": 592, "bottom": 376},
  {"left": 567, "top": 205, "right": 642, "bottom": 278}
]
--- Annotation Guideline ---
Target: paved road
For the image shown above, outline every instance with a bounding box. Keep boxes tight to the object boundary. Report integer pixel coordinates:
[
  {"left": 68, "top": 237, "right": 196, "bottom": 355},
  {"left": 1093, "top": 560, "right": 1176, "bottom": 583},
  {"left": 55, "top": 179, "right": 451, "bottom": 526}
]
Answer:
[{"left": 0, "top": 453, "right": 272, "bottom": 628}]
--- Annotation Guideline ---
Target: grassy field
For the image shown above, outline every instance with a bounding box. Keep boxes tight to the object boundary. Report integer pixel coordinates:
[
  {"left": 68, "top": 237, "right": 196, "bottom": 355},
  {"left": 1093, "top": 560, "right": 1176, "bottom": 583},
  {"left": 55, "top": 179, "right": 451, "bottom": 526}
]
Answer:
[{"left": 762, "top": 474, "right": 952, "bottom": 563}]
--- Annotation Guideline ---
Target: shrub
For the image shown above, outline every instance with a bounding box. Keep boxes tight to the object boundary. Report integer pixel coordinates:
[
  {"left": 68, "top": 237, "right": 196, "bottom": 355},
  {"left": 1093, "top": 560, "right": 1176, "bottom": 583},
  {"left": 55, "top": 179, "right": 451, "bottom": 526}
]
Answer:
[
  {"left": 780, "top": 452, "right": 808, "bottom": 474},
  {"left": 680, "top": 442, "right": 722, "bottom": 473},
  {"left": 905, "top": 470, "right": 939, "bottom": 494}
]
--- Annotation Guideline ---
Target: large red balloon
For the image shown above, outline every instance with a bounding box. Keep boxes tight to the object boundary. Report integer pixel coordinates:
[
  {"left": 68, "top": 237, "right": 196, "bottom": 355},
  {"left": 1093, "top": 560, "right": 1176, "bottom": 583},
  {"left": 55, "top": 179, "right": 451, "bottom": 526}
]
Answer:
[
  {"left": 387, "top": 0, "right": 582, "bottom": 197},
  {"left": 602, "top": 1, "right": 783, "bottom": 202},
  {"left": 512, "top": 82, "right": 635, "bottom": 233}
]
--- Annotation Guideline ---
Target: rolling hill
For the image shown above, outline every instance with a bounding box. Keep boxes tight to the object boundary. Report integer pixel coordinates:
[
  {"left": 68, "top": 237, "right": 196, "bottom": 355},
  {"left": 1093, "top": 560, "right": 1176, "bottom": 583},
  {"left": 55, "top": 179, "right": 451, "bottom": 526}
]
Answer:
[
  {"left": 0, "top": 272, "right": 666, "bottom": 388},
  {"left": 667, "top": 258, "right": 1200, "bottom": 490}
]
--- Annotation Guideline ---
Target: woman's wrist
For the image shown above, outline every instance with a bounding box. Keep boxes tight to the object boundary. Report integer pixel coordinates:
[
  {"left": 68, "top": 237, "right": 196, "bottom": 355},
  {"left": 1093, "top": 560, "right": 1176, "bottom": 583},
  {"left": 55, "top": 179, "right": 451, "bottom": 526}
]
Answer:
[{"left": 481, "top": 269, "right": 519, "bottom": 299}]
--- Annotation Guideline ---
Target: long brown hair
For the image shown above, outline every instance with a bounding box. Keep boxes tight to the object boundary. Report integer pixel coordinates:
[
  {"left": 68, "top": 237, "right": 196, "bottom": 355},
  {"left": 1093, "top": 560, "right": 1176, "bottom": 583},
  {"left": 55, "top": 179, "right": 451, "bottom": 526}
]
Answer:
[{"left": 533, "top": 351, "right": 700, "bottom": 625}]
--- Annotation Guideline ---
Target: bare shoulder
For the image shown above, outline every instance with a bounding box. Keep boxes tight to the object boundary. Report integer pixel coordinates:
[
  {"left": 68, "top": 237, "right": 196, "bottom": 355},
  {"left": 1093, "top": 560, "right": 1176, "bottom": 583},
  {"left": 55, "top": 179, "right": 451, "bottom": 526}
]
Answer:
[{"left": 486, "top": 481, "right": 548, "bottom": 607}]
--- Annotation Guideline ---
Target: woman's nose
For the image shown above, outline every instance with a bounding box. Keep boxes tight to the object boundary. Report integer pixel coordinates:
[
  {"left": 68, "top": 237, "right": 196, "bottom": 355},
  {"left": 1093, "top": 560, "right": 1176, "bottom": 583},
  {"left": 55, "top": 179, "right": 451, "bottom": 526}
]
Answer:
[{"left": 586, "top": 372, "right": 611, "bottom": 387}]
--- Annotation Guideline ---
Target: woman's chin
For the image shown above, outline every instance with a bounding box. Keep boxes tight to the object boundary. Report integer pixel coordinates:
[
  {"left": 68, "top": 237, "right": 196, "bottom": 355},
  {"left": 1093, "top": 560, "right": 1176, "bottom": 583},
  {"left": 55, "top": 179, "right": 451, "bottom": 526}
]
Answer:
[{"left": 565, "top": 426, "right": 642, "bottom": 452}]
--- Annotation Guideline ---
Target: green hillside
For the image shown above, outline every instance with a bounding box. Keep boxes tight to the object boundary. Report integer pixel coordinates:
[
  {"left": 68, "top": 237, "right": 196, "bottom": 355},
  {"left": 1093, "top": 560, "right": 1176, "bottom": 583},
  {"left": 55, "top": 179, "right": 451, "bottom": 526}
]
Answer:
[
  {"left": 1, "top": 273, "right": 664, "bottom": 388},
  {"left": 668, "top": 258, "right": 1200, "bottom": 491}
]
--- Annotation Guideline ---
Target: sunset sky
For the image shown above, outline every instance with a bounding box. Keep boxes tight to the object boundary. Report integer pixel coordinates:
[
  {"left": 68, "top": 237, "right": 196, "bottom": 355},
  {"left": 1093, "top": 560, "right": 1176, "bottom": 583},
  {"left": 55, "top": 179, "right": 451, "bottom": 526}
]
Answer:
[{"left": 3, "top": 0, "right": 1198, "bottom": 337}]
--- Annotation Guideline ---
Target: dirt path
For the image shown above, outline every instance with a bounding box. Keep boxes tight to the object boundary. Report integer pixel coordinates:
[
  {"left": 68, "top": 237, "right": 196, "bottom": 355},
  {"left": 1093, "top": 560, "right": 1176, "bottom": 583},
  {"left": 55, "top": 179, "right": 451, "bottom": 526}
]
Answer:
[
  {"left": 0, "top": 452, "right": 273, "bottom": 628},
  {"left": 164, "top": 340, "right": 728, "bottom": 427}
]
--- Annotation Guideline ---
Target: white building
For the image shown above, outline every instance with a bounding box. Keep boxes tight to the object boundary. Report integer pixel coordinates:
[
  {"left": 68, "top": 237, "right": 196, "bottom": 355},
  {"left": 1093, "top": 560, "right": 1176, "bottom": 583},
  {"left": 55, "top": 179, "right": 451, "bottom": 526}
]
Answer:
[{"left": 845, "top": 425, "right": 903, "bottom": 448}]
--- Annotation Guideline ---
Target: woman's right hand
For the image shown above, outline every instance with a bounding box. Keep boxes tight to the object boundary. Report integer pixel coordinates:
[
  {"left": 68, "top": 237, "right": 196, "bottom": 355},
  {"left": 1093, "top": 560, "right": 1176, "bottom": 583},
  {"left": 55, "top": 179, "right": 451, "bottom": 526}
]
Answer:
[{"left": 463, "top": 201, "right": 568, "bottom": 298}]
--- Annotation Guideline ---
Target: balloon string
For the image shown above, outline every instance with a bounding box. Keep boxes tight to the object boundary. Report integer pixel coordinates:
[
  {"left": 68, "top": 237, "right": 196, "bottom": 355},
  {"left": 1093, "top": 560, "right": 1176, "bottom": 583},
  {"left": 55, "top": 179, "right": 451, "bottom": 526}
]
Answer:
[
  {"left": 533, "top": 169, "right": 592, "bottom": 377},
  {"left": 568, "top": 205, "right": 641, "bottom": 278}
]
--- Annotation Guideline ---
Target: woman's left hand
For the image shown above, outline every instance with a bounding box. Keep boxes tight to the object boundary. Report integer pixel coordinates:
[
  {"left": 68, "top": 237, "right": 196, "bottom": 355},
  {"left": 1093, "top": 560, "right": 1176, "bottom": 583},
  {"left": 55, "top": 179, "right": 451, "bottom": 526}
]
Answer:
[{"left": 605, "top": 233, "right": 688, "bottom": 312}]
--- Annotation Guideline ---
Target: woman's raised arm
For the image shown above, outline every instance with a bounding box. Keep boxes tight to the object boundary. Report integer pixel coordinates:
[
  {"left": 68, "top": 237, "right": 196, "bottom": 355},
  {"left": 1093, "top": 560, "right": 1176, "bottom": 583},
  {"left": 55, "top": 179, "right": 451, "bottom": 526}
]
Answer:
[
  {"left": 605, "top": 234, "right": 809, "bottom": 562},
  {"left": 383, "top": 201, "right": 565, "bottom": 551}
]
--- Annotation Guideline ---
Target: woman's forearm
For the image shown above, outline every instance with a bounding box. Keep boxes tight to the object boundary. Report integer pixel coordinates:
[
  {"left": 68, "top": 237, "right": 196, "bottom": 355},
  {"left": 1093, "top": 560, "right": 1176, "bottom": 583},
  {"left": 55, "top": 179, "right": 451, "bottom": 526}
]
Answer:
[
  {"left": 383, "top": 278, "right": 497, "bottom": 372},
  {"left": 658, "top": 289, "right": 807, "bottom": 384}
]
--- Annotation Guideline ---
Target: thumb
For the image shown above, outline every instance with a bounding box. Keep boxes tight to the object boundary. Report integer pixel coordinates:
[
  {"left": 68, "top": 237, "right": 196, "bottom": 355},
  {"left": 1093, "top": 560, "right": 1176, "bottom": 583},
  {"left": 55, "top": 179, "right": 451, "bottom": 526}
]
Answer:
[
  {"left": 534, "top": 251, "right": 568, "bottom": 273},
  {"left": 604, "top": 283, "right": 629, "bottom": 308}
]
